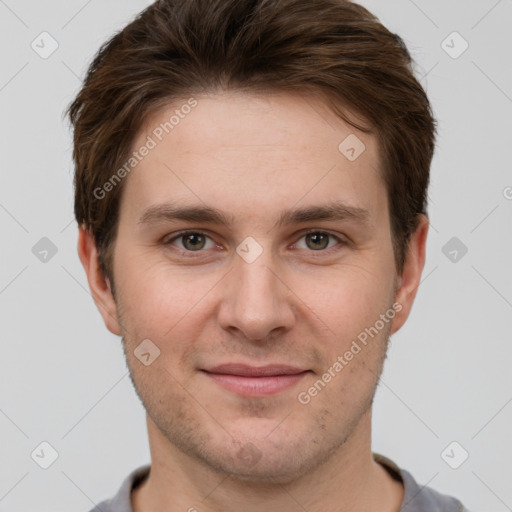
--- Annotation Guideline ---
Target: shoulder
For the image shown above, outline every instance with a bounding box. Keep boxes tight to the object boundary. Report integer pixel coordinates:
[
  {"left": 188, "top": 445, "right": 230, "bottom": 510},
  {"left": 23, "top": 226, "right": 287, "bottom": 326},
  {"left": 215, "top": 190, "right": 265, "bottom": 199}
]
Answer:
[
  {"left": 374, "top": 453, "right": 469, "bottom": 512},
  {"left": 399, "top": 468, "right": 467, "bottom": 512},
  {"left": 87, "top": 465, "right": 151, "bottom": 512}
]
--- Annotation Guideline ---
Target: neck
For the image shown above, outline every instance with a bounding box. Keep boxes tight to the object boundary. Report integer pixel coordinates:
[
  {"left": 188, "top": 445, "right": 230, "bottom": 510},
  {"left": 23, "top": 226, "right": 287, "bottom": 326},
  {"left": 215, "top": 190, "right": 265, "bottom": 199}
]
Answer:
[{"left": 132, "top": 411, "right": 403, "bottom": 512}]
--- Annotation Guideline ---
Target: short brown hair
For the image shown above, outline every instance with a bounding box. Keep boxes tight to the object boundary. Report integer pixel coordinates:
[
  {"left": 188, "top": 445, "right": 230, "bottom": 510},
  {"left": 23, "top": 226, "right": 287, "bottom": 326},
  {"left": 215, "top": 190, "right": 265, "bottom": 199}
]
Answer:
[{"left": 67, "top": 0, "right": 436, "bottom": 284}]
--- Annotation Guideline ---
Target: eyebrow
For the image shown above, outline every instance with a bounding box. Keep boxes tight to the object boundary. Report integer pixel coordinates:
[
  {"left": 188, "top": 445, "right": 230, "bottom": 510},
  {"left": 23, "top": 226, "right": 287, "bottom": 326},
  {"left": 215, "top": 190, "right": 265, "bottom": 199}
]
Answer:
[
  {"left": 138, "top": 204, "right": 234, "bottom": 226},
  {"left": 137, "top": 201, "right": 369, "bottom": 228},
  {"left": 275, "top": 202, "right": 369, "bottom": 227}
]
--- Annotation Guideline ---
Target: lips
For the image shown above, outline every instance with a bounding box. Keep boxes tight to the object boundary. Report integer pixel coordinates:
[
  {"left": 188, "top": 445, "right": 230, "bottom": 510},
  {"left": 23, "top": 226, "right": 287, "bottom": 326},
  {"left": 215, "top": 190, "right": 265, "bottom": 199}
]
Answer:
[
  {"left": 202, "top": 364, "right": 310, "bottom": 396},
  {"left": 205, "top": 363, "right": 306, "bottom": 377}
]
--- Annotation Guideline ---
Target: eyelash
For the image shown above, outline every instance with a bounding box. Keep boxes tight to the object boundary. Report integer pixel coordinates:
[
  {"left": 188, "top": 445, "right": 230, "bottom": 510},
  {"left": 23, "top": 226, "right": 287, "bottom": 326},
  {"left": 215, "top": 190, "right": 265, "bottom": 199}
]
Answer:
[{"left": 163, "top": 229, "right": 346, "bottom": 255}]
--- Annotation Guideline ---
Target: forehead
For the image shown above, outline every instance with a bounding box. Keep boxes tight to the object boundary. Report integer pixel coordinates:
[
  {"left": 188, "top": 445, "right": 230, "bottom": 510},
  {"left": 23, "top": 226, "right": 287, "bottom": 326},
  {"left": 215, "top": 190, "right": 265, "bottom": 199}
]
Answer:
[{"left": 120, "top": 91, "right": 386, "bottom": 225}]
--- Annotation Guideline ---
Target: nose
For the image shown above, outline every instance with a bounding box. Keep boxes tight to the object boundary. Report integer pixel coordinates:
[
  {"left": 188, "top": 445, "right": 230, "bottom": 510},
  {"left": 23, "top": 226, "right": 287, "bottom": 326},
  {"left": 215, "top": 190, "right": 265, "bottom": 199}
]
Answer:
[{"left": 217, "top": 249, "right": 296, "bottom": 343}]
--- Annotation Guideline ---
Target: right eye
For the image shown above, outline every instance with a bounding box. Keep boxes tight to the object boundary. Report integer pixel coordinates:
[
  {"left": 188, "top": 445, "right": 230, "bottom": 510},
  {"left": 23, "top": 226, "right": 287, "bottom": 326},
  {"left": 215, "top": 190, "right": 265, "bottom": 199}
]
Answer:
[{"left": 165, "top": 230, "right": 217, "bottom": 252}]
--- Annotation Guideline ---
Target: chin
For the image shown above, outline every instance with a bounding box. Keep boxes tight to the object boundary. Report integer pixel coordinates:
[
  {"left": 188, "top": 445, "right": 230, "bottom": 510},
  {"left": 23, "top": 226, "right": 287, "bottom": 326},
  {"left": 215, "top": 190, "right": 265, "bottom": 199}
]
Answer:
[
  {"left": 187, "top": 427, "right": 346, "bottom": 485},
  {"left": 205, "top": 451, "right": 314, "bottom": 484}
]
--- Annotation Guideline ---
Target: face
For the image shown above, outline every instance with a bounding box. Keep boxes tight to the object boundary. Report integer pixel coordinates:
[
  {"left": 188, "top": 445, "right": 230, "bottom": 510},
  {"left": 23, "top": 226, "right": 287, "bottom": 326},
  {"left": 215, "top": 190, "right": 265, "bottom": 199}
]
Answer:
[{"left": 80, "top": 91, "right": 426, "bottom": 483}]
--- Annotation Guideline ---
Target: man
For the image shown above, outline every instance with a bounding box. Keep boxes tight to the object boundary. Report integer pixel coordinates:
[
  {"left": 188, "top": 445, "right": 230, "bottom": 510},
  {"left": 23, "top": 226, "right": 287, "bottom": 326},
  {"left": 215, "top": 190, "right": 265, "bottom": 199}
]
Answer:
[{"left": 67, "top": 0, "right": 468, "bottom": 510}]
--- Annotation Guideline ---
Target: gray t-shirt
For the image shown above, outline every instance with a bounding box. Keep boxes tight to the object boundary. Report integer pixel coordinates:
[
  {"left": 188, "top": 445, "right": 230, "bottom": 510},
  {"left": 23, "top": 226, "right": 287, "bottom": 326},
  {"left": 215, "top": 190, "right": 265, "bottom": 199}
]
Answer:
[{"left": 89, "top": 454, "right": 468, "bottom": 512}]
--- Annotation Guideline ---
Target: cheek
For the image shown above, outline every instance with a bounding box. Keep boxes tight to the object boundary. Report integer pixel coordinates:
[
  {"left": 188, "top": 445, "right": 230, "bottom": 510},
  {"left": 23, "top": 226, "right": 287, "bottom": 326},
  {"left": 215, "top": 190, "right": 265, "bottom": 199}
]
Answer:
[
  {"left": 293, "top": 264, "right": 394, "bottom": 342},
  {"left": 114, "top": 255, "right": 226, "bottom": 372},
  {"left": 116, "top": 255, "right": 202, "bottom": 327}
]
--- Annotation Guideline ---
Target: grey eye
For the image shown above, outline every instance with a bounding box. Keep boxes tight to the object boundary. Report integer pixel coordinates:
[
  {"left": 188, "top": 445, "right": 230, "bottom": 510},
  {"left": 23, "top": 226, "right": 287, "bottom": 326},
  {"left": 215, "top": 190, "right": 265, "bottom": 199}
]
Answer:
[
  {"left": 181, "top": 233, "right": 207, "bottom": 251},
  {"left": 305, "top": 233, "right": 330, "bottom": 250},
  {"left": 295, "top": 232, "right": 340, "bottom": 251}
]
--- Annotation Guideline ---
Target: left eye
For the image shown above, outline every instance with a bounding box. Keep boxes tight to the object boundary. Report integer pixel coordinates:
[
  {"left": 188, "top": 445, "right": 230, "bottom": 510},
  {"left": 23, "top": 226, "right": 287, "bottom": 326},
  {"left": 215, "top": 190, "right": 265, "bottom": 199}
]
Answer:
[
  {"left": 168, "top": 232, "right": 216, "bottom": 251},
  {"left": 295, "top": 232, "right": 340, "bottom": 251}
]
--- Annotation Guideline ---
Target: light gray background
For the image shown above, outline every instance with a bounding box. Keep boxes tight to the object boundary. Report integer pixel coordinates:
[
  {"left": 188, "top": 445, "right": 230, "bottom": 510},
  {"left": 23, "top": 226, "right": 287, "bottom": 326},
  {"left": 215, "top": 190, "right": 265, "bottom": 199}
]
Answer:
[{"left": 0, "top": 1, "right": 511, "bottom": 511}]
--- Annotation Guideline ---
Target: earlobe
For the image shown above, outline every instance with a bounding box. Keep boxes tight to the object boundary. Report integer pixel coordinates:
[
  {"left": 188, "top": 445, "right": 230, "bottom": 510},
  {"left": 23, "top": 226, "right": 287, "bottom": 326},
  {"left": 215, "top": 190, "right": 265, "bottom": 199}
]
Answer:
[
  {"left": 77, "top": 226, "right": 122, "bottom": 336},
  {"left": 390, "top": 215, "right": 429, "bottom": 335}
]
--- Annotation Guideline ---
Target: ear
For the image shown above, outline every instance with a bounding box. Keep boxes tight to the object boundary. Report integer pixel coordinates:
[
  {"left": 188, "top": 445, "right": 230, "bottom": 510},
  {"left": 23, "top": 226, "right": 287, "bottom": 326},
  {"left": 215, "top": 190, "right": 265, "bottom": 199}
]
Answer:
[
  {"left": 390, "top": 215, "right": 429, "bottom": 335},
  {"left": 77, "top": 226, "right": 122, "bottom": 336}
]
